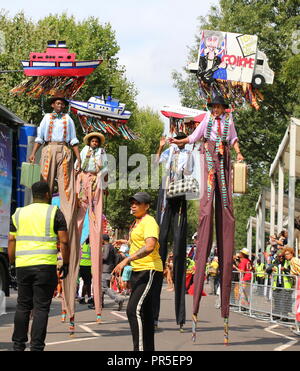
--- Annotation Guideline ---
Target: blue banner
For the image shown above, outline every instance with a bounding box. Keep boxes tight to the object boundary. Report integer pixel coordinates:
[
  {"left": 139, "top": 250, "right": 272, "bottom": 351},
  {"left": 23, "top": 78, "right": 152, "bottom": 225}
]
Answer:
[{"left": 0, "top": 124, "right": 12, "bottom": 247}]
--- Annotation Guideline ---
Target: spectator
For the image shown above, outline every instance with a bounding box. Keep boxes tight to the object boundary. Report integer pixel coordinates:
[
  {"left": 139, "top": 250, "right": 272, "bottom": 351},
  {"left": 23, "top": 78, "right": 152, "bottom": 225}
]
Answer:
[
  {"left": 254, "top": 258, "right": 266, "bottom": 296},
  {"left": 78, "top": 238, "right": 93, "bottom": 305},
  {"left": 283, "top": 246, "right": 300, "bottom": 275},
  {"left": 232, "top": 254, "right": 241, "bottom": 304},
  {"left": 266, "top": 250, "right": 293, "bottom": 321},
  {"left": 101, "top": 234, "right": 124, "bottom": 311},
  {"left": 254, "top": 258, "right": 266, "bottom": 285},
  {"left": 112, "top": 192, "right": 163, "bottom": 351},
  {"left": 236, "top": 248, "right": 252, "bottom": 308},
  {"left": 165, "top": 252, "right": 174, "bottom": 291},
  {"left": 186, "top": 256, "right": 195, "bottom": 293},
  {"left": 208, "top": 257, "right": 220, "bottom": 295},
  {"left": 277, "top": 230, "right": 288, "bottom": 247}
]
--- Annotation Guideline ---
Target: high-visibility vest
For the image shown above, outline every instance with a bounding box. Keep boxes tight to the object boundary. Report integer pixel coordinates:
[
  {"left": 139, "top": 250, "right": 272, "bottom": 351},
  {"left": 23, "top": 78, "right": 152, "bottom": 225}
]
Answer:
[
  {"left": 272, "top": 261, "right": 293, "bottom": 289},
  {"left": 255, "top": 263, "right": 265, "bottom": 278},
  {"left": 80, "top": 242, "right": 91, "bottom": 267},
  {"left": 12, "top": 203, "right": 58, "bottom": 268}
]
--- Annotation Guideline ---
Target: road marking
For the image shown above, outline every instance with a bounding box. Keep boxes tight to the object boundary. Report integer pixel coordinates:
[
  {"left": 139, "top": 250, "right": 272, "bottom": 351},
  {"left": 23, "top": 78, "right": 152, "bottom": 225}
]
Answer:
[
  {"left": 264, "top": 324, "right": 298, "bottom": 351},
  {"left": 46, "top": 336, "right": 97, "bottom": 346},
  {"left": 111, "top": 311, "right": 127, "bottom": 320},
  {"left": 78, "top": 325, "right": 100, "bottom": 337}
]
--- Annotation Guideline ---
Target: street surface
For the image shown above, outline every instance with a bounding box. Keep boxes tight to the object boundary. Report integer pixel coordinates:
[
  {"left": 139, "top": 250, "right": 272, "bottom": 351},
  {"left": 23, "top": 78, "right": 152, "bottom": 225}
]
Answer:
[{"left": 0, "top": 282, "right": 299, "bottom": 352}]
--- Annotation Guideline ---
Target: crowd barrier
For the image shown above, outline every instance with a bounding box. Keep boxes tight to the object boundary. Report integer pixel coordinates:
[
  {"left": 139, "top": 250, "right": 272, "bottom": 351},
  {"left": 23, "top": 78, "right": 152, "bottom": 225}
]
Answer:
[{"left": 229, "top": 271, "right": 300, "bottom": 334}]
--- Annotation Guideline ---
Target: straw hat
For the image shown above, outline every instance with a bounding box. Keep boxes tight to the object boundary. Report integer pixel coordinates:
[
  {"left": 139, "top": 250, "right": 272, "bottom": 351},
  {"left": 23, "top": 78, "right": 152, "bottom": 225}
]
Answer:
[
  {"left": 240, "top": 248, "right": 250, "bottom": 256},
  {"left": 83, "top": 132, "right": 105, "bottom": 146}
]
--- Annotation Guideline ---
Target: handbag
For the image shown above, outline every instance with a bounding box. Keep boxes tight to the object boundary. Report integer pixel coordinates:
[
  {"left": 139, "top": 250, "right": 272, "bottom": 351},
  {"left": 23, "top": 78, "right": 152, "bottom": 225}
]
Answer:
[
  {"left": 233, "top": 161, "right": 248, "bottom": 194},
  {"left": 20, "top": 162, "right": 41, "bottom": 188},
  {"left": 166, "top": 175, "right": 199, "bottom": 198}
]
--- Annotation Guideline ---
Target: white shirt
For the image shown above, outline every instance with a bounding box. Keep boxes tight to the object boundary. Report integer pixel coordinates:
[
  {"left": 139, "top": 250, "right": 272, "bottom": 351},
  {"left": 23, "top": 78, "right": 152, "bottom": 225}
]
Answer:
[{"left": 35, "top": 113, "right": 79, "bottom": 146}]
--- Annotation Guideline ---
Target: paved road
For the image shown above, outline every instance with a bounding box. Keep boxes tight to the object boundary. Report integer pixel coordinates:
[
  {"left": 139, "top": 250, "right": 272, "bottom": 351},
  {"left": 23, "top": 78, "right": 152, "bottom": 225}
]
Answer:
[{"left": 0, "top": 282, "right": 300, "bottom": 352}]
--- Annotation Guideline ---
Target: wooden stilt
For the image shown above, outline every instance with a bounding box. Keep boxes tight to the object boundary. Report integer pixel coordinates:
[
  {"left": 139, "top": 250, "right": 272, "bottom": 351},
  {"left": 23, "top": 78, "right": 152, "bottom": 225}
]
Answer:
[
  {"left": 224, "top": 317, "right": 229, "bottom": 345},
  {"left": 192, "top": 314, "right": 197, "bottom": 342}
]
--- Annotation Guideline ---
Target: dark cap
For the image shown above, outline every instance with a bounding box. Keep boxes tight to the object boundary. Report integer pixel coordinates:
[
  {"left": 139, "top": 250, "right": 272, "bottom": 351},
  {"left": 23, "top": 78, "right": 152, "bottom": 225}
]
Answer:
[
  {"left": 174, "top": 132, "right": 187, "bottom": 140},
  {"left": 129, "top": 192, "right": 151, "bottom": 204},
  {"left": 207, "top": 95, "right": 229, "bottom": 109}
]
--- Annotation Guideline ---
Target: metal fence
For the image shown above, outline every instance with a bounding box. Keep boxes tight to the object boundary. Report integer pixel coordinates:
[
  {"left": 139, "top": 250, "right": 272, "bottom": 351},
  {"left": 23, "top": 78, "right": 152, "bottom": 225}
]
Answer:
[{"left": 229, "top": 271, "right": 300, "bottom": 334}]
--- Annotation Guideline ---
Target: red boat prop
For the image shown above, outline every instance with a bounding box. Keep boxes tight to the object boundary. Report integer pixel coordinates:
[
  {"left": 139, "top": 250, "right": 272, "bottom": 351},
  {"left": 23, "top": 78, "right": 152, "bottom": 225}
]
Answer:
[{"left": 11, "top": 40, "right": 102, "bottom": 98}]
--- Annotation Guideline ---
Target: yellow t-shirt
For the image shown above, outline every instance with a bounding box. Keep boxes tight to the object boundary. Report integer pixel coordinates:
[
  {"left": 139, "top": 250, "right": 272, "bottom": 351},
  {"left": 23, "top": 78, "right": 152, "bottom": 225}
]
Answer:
[{"left": 129, "top": 214, "right": 163, "bottom": 272}]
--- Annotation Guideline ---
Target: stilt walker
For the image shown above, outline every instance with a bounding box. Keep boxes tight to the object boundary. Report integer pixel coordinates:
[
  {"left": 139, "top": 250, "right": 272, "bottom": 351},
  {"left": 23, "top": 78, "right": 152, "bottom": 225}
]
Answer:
[
  {"left": 28, "top": 97, "right": 81, "bottom": 335},
  {"left": 170, "top": 96, "right": 245, "bottom": 344},
  {"left": 75, "top": 132, "right": 108, "bottom": 323},
  {"left": 154, "top": 133, "right": 194, "bottom": 330}
]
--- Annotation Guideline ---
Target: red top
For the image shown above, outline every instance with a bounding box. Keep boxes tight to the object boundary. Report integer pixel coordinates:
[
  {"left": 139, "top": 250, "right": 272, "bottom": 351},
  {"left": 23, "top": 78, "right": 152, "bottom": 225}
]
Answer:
[{"left": 238, "top": 258, "right": 252, "bottom": 281}]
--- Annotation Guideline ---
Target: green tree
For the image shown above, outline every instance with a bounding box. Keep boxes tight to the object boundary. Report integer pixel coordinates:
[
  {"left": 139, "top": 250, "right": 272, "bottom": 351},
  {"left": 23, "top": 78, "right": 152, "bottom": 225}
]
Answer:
[
  {"left": 0, "top": 11, "right": 167, "bottom": 231},
  {"left": 172, "top": 0, "right": 300, "bottom": 250}
]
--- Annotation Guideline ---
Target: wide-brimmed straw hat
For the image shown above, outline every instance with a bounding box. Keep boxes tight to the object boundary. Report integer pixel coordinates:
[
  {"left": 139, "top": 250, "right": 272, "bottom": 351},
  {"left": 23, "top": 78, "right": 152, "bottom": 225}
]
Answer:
[{"left": 83, "top": 132, "right": 105, "bottom": 146}]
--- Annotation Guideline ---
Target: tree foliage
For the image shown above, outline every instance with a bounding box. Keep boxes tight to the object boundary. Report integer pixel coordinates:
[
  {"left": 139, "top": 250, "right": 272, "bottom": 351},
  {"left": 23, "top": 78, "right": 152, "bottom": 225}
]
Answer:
[{"left": 0, "top": 11, "right": 166, "bottom": 230}]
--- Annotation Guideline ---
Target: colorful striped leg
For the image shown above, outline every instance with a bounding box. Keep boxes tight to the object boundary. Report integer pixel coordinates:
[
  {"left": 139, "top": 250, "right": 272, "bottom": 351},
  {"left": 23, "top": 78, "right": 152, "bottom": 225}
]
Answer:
[
  {"left": 224, "top": 317, "right": 229, "bottom": 345},
  {"left": 69, "top": 316, "right": 75, "bottom": 336},
  {"left": 61, "top": 310, "right": 67, "bottom": 323},
  {"left": 96, "top": 313, "right": 102, "bottom": 324},
  {"left": 192, "top": 314, "right": 197, "bottom": 342}
]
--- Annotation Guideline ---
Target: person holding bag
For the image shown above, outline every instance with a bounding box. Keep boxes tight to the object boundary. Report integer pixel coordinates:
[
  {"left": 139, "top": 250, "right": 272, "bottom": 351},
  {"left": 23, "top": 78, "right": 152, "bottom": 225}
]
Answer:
[
  {"left": 112, "top": 192, "right": 163, "bottom": 351},
  {"left": 154, "top": 132, "right": 194, "bottom": 331}
]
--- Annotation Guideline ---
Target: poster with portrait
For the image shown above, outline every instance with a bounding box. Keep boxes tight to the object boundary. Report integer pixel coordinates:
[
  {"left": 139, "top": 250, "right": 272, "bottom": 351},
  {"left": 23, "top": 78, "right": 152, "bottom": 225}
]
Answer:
[
  {"left": 197, "top": 30, "right": 258, "bottom": 84},
  {"left": 0, "top": 124, "right": 12, "bottom": 248}
]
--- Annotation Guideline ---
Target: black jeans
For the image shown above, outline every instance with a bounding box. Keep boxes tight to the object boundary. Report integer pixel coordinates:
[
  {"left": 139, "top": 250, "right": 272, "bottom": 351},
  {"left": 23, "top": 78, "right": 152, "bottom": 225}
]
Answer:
[
  {"left": 127, "top": 270, "right": 163, "bottom": 351},
  {"left": 12, "top": 265, "right": 57, "bottom": 351}
]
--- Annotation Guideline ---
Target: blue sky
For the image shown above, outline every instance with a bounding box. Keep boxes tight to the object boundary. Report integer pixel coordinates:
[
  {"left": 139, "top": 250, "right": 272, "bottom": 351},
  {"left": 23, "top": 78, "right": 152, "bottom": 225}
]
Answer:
[{"left": 1, "top": 0, "right": 218, "bottom": 126}]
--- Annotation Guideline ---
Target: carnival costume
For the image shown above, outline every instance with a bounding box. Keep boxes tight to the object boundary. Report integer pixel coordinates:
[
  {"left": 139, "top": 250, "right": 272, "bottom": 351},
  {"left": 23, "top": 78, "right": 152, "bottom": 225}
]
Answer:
[{"left": 75, "top": 132, "right": 108, "bottom": 322}]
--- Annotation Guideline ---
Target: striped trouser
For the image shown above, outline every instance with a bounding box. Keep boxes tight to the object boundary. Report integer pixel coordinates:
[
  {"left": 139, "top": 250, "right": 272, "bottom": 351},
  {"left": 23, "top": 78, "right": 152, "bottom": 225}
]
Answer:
[{"left": 126, "top": 270, "right": 163, "bottom": 351}]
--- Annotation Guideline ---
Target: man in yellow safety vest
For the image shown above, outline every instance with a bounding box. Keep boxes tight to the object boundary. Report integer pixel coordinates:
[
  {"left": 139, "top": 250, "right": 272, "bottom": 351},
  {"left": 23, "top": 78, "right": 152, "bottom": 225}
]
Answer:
[
  {"left": 8, "top": 181, "right": 70, "bottom": 351},
  {"left": 78, "top": 238, "right": 93, "bottom": 305}
]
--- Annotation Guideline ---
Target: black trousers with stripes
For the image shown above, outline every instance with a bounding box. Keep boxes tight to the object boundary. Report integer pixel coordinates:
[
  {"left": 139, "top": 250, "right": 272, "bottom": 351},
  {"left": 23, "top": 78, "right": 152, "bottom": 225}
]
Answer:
[{"left": 126, "top": 270, "right": 163, "bottom": 351}]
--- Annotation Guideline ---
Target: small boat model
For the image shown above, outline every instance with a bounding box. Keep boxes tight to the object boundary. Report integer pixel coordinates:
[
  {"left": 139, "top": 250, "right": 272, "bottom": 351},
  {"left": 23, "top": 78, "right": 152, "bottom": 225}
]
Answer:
[
  {"left": 21, "top": 40, "right": 102, "bottom": 77},
  {"left": 69, "top": 94, "right": 132, "bottom": 121}
]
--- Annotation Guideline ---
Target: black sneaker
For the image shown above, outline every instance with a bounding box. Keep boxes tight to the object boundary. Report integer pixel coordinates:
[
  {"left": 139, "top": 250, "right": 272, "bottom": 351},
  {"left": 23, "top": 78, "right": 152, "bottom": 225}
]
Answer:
[
  {"left": 88, "top": 304, "right": 95, "bottom": 310},
  {"left": 79, "top": 298, "right": 86, "bottom": 304},
  {"left": 87, "top": 298, "right": 94, "bottom": 305}
]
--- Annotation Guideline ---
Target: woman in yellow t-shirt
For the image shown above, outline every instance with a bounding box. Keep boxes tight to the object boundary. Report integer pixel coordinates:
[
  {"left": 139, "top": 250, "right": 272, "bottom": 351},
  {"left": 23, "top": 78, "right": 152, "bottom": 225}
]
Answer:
[{"left": 112, "top": 192, "right": 163, "bottom": 351}]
